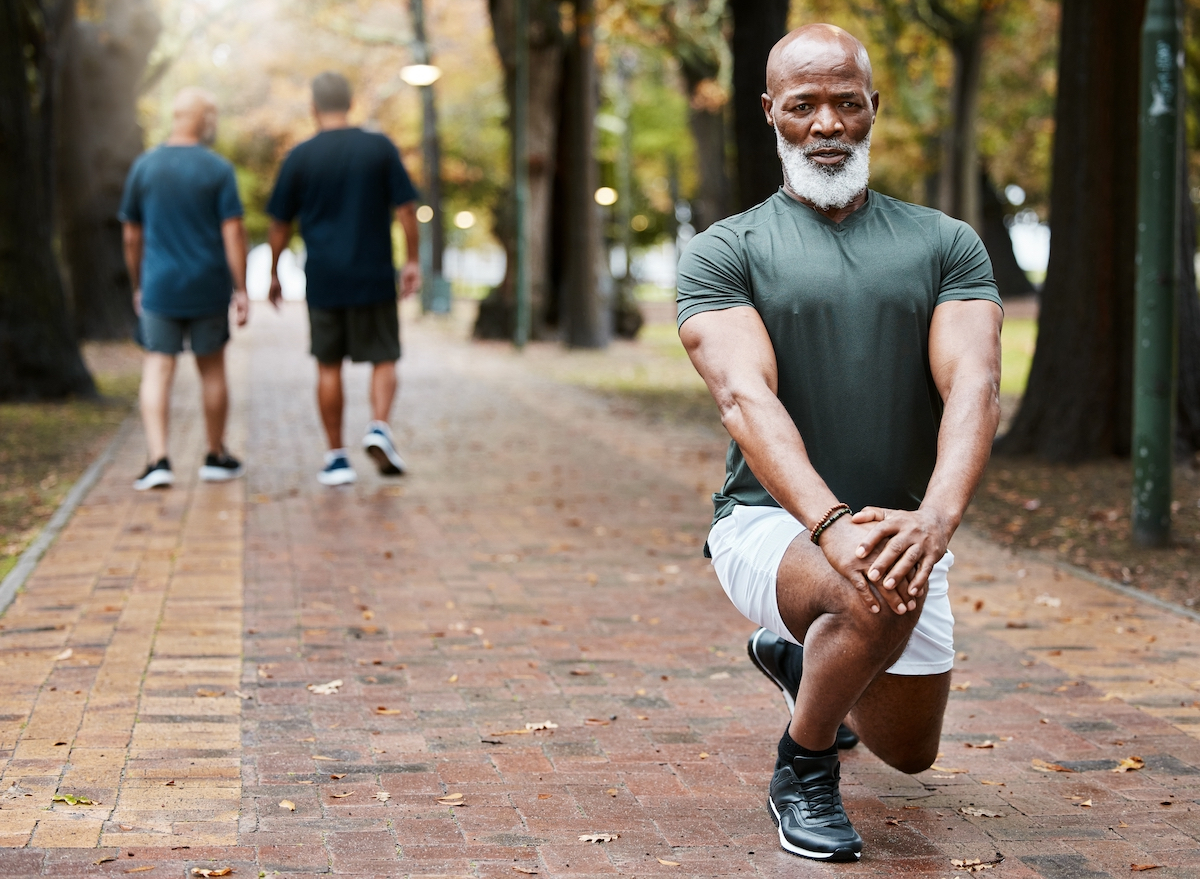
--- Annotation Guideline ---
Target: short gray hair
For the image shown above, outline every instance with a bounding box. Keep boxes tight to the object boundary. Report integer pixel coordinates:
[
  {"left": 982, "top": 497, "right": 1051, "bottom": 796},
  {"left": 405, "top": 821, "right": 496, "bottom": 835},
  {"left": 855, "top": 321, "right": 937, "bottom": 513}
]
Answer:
[{"left": 312, "top": 71, "right": 352, "bottom": 112}]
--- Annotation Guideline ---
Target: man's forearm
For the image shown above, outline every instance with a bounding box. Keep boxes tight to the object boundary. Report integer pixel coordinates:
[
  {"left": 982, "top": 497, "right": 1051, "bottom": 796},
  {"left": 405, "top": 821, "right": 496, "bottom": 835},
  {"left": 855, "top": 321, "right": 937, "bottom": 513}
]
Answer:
[
  {"left": 122, "top": 224, "right": 143, "bottom": 290},
  {"left": 397, "top": 206, "right": 419, "bottom": 265},
  {"left": 267, "top": 220, "right": 292, "bottom": 274},
  {"left": 919, "top": 374, "right": 1000, "bottom": 536},
  {"left": 221, "top": 219, "right": 248, "bottom": 291}
]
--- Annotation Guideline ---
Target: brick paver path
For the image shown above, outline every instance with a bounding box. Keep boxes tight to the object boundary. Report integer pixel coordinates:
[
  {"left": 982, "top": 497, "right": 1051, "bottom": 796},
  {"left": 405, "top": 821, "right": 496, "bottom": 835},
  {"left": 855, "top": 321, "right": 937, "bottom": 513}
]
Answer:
[{"left": 2, "top": 303, "right": 1200, "bottom": 877}]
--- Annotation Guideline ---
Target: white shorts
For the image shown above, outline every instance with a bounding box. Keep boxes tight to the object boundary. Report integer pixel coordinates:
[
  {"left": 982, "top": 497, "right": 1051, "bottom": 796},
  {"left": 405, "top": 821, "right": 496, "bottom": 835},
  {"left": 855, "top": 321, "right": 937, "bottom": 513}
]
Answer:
[{"left": 708, "top": 505, "right": 955, "bottom": 675}]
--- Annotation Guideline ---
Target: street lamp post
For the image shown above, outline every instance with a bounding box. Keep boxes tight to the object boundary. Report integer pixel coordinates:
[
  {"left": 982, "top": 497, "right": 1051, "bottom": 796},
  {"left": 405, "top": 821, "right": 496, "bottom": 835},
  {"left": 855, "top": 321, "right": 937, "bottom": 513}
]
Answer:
[
  {"left": 402, "top": 0, "right": 450, "bottom": 314},
  {"left": 1132, "top": 0, "right": 1182, "bottom": 546},
  {"left": 513, "top": 0, "right": 531, "bottom": 348}
]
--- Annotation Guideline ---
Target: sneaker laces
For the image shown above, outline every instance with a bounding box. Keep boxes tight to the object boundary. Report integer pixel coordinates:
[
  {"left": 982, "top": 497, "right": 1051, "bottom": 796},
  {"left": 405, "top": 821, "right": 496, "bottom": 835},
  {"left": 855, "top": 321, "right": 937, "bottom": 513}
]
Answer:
[{"left": 794, "top": 769, "right": 847, "bottom": 824}]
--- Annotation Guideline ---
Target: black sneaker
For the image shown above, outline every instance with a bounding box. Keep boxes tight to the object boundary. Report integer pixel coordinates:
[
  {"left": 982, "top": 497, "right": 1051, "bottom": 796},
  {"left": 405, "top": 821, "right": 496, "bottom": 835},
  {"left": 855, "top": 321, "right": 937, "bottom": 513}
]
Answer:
[
  {"left": 748, "top": 627, "right": 859, "bottom": 749},
  {"left": 769, "top": 752, "right": 862, "bottom": 861},
  {"left": 199, "top": 450, "right": 245, "bottom": 482},
  {"left": 133, "top": 458, "right": 173, "bottom": 491}
]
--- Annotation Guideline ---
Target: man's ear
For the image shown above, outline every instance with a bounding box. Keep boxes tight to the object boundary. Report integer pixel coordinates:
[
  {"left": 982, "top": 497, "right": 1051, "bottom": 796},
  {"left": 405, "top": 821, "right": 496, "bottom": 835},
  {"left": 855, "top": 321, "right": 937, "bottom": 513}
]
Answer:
[
  {"left": 760, "top": 93, "right": 774, "bottom": 127},
  {"left": 871, "top": 90, "right": 880, "bottom": 118}
]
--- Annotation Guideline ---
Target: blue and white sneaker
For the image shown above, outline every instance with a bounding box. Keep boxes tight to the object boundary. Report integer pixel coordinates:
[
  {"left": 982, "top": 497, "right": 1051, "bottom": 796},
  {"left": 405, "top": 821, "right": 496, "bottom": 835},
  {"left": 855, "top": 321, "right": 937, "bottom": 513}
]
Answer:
[
  {"left": 363, "top": 421, "right": 406, "bottom": 475},
  {"left": 318, "top": 450, "right": 357, "bottom": 486}
]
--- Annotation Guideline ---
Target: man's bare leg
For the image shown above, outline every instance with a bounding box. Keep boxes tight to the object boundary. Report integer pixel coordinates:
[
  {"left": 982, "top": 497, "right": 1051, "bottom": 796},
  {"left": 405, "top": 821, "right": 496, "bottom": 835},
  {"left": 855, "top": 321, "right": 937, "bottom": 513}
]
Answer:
[
  {"left": 776, "top": 534, "right": 948, "bottom": 771},
  {"left": 316, "top": 361, "right": 344, "bottom": 450},
  {"left": 369, "top": 360, "right": 397, "bottom": 424},
  {"left": 139, "top": 352, "right": 177, "bottom": 462},
  {"left": 195, "top": 349, "right": 229, "bottom": 456}
]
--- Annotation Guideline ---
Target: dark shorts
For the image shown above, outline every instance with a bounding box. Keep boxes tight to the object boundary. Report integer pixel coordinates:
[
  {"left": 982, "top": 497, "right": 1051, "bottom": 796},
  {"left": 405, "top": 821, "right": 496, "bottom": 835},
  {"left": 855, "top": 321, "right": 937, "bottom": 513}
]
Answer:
[
  {"left": 308, "top": 300, "right": 401, "bottom": 364},
  {"left": 137, "top": 309, "right": 229, "bottom": 357}
]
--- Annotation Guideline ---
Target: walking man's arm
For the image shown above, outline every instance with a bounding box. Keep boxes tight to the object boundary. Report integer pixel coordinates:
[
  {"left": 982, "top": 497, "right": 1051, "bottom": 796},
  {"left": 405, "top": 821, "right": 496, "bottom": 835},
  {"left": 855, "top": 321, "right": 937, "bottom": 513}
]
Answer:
[
  {"left": 395, "top": 203, "right": 421, "bottom": 299},
  {"left": 267, "top": 219, "right": 292, "bottom": 309},
  {"left": 852, "top": 299, "right": 1003, "bottom": 595},
  {"left": 222, "top": 217, "right": 249, "bottom": 326},
  {"left": 681, "top": 306, "right": 912, "bottom": 616},
  {"left": 122, "top": 222, "right": 144, "bottom": 315}
]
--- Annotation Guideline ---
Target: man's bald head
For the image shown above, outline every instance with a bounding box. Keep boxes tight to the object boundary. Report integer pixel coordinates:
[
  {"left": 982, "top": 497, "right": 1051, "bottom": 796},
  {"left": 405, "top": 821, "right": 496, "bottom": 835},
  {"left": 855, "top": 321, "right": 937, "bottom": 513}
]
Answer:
[
  {"left": 170, "top": 87, "right": 218, "bottom": 145},
  {"left": 765, "top": 24, "right": 872, "bottom": 98}
]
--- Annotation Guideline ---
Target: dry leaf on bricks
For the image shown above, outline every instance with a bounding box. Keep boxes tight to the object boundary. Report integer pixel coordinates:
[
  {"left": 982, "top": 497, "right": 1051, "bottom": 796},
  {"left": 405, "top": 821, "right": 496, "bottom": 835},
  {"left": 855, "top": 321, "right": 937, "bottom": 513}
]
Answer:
[
  {"left": 1032, "top": 758, "right": 1072, "bottom": 773},
  {"left": 966, "top": 741, "right": 996, "bottom": 749},
  {"left": 307, "top": 680, "right": 343, "bottom": 695},
  {"left": 330, "top": 792, "right": 353, "bottom": 799},
  {"left": 929, "top": 765, "right": 969, "bottom": 774},
  {"left": 279, "top": 800, "right": 295, "bottom": 811},
  {"left": 53, "top": 648, "right": 72, "bottom": 661},
  {"left": 437, "top": 793, "right": 465, "bottom": 806},
  {"left": 311, "top": 755, "right": 336, "bottom": 762},
  {"left": 950, "top": 681, "right": 972, "bottom": 691},
  {"left": 1113, "top": 756, "right": 1145, "bottom": 773},
  {"left": 375, "top": 791, "right": 390, "bottom": 803},
  {"left": 52, "top": 793, "right": 98, "bottom": 805},
  {"left": 125, "top": 868, "right": 156, "bottom": 875},
  {"left": 196, "top": 689, "right": 225, "bottom": 698},
  {"left": 960, "top": 807, "right": 1004, "bottom": 818},
  {"left": 191, "top": 870, "right": 234, "bottom": 877},
  {"left": 512, "top": 868, "right": 538, "bottom": 875},
  {"left": 375, "top": 707, "right": 402, "bottom": 715},
  {"left": 579, "top": 833, "right": 618, "bottom": 843},
  {"left": 1131, "top": 866, "right": 1163, "bottom": 872},
  {"left": 330, "top": 774, "right": 345, "bottom": 780},
  {"left": 657, "top": 859, "right": 681, "bottom": 866}
]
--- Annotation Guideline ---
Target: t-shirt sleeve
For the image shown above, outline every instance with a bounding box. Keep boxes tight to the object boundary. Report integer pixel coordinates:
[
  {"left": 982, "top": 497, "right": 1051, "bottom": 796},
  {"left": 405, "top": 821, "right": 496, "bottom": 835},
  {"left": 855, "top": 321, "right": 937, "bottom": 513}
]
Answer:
[
  {"left": 675, "top": 227, "right": 754, "bottom": 329},
  {"left": 217, "top": 163, "right": 243, "bottom": 221},
  {"left": 936, "top": 217, "right": 1001, "bottom": 308},
  {"left": 387, "top": 141, "right": 419, "bottom": 207},
  {"left": 117, "top": 157, "right": 144, "bottom": 224},
  {"left": 265, "top": 149, "right": 301, "bottom": 222}
]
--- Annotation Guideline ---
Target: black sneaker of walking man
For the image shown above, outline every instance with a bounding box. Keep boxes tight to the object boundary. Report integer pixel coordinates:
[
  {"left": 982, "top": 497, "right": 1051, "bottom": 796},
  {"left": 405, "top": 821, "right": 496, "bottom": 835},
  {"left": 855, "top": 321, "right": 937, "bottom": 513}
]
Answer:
[
  {"left": 747, "top": 627, "right": 859, "bottom": 750},
  {"left": 199, "top": 449, "right": 245, "bottom": 482},
  {"left": 769, "top": 749, "right": 863, "bottom": 861},
  {"left": 134, "top": 458, "right": 174, "bottom": 491}
]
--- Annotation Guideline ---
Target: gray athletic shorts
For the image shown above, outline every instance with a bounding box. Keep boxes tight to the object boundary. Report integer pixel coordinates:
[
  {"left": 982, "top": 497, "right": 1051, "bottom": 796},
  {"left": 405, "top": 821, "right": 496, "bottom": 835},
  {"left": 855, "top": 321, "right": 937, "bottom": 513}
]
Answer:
[{"left": 137, "top": 309, "right": 230, "bottom": 357}]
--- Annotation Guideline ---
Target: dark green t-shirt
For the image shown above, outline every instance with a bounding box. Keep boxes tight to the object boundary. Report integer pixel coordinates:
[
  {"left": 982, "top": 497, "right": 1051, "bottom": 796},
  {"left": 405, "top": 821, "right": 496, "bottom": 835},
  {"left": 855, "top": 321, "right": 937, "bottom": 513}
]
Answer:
[{"left": 677, "top": 189, "right": 1001, "bottom": 525}]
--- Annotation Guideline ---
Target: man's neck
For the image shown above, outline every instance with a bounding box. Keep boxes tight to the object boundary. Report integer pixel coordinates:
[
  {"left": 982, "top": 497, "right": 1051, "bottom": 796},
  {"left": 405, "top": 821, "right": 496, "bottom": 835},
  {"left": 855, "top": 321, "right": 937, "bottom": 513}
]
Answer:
[
  {"left": 164, "top": 131, "right": 201, "bottom": 146},
  {"left": 782, "top": 184, "right": 869, "bottom": 226},
  {"left": 315, "top": 112, "right": 352, "bottom": 131}
]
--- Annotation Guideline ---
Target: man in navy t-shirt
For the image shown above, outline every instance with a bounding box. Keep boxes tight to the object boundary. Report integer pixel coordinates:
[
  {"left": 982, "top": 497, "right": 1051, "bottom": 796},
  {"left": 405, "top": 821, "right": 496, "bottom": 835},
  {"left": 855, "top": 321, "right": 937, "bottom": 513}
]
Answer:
[
  {"left": 266, "top": 71, "right": 421, "bottom": 486},
  {"left": 119, "top": 87, "right": 249, "bottom": 491}
]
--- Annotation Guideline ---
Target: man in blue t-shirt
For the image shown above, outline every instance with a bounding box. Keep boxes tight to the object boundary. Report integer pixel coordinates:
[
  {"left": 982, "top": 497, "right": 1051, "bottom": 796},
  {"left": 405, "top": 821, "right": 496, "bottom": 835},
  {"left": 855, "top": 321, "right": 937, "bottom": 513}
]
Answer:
[
  {"left": 119, "top": 87, "right": 249, "bottom": 491},
  {"left": 265, "top": 71, "right": 421, "bottom": 486}
]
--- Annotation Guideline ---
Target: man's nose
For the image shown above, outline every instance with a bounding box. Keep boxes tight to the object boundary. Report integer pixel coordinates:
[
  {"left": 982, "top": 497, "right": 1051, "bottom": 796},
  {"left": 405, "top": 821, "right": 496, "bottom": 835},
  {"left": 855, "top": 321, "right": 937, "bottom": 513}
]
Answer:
[{"left": 809, "top": 105, "right": 844, "bottom": 138}]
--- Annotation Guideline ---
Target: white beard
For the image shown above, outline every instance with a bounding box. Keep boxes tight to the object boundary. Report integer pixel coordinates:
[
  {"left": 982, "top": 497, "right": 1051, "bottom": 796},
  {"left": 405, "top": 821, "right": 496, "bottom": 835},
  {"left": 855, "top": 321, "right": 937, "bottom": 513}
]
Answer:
[{"left": 776, "top": 130, "right": 871, "bottom": 210}]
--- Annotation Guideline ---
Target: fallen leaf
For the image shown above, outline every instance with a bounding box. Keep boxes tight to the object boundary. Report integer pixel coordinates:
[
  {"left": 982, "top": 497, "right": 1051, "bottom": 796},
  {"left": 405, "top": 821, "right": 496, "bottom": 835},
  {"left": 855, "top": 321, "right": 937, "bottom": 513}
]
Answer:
[
  {"left": 362, "top": 610, "right": 374, "bottom": 620},
  {"left": 191, "top": 870, "right": 234, "bottom": 877},
  {"left": 1034, "top": 594, "right": 1062, "bottom": 608},
  {"left": 1113, "top": 756, "right": 1145, "bottom": 773},
  {"left": 196, "top": 689, "right": 224, "bottom": 698},
  {"left": 929, "top": 765, "right": 969, "bottom": 774},
  {"left": 375, "top": 707, "right": 402, "bottom": 715},
  {"left": 526, "top": 721, "right": 558, "bottom": 731},
  {"left": 636, "top": 715, "right": 650, "bottom": 720},
  {"left": 52, "top": 793, "right": 98, "bottom": 805},
  {"left": 980, "top": 780, "right": 1005, "bottom": 786},
  {"left": 437, "top": 793, "right": 465, "bottom": 806},
  {"left": 950, "top": 681, "right": 972, "bottom": 691},
  {"left": 307, "top": 680, "right": 343, "bottom": 695},
  {"left": 579, "top": 833, "right": 618, "bottom": 843},
  {"left": 330, "top": 773, "right": 346, "bottom": 780},
  {"left": 375, "top": 791, "right": 390, "bottom": 802},
  {"left": 119, "top": 824, "right": 133, "bottom": 831},
  {"left": 512, "top": 868, "right": 538, "bottom": 875},
  {"left": 951, "top": 855, "right": 1005, "bottom": 873},
  {"left": 447, "top": 674, "right": 459, "bottom": 683},
  {"left": 698, "top": 752, "right": 710, "bottom": 760},
  {"left": 966, "top": 741, "right": 996, "bottom": 749},
  {"left": 126, "top": 869, "right": 156, "bottom": 875},
  {"left": 584, "top": 718, "right": 610, "bottom": 726},
  {"left": 95, "top": 857, "right": 117, "bottom": 865},
  {"left": 1078, "top": 799, "right": 1093, "bottom": 807},
  {"left": 708, "top": 672, "right": 731, "bottom": 680},
  {"left": 311, "top": 755, "right": 336, "bottom": 762},
  {"left": 960, "top": 807, "right": 1004, "bottom": 818},
  {"left": 605, "top": 788, "right": 618, "bottom": 797},
  {"left": 1131, "top": 866, "right": 1163, "bottom": 872},
  {"left": 657, "top": 858, "right": 681, "bottom": 866},
  {"left": 537, "top": 793, "right": 553, "bottom": 799},
  {"left": 570, "top": 669, "right": 592, "bottom": 676},
  {"left": 54, "top": 648, "right": 73, "bottom": 661},
  {"left": 1032, "top": 758, "right": 1072, "bottom": 773},
  {"left": 330, "top": 791, "right": 353, "bottom": 798},
  {"left": 233, "top": 690, "right": 252, "bottom": 700},
  {"left": 164, "top": 780, "right": 175, "bottom": 786},
  {"left": 1005, "top": 621, "right": 1030, "bottom": 629}
]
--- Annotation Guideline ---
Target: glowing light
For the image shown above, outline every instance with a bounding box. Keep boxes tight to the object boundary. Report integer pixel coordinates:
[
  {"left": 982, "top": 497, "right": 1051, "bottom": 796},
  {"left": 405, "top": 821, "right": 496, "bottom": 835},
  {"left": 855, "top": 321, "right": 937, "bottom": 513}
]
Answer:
[
  {"left": 631, "top": 214, "right": 649, "bottom": 232},
  {"left": 211, "top": 44, "right": 231, "bottom": 67},
  {"left": 416, "top": 205, "right": 434, "bottom": 223},
  {"left": 399, "top": 64, "right": 443, "bottom": 87},
  {"left": 594, "top": 187, "right": 618, "bottom": 206},
  {"left": 453, "top": 210, "right": 476, "bottom": 229}
]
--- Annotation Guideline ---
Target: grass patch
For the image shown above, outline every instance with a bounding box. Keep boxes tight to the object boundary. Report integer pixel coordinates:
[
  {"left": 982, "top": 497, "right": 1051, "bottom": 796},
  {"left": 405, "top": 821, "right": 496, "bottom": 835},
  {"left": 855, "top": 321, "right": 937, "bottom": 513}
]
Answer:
[
  {"left": 0, "top": 343, "right": 141, "bottom": 578},
  {"left": 1001, "top": 317, "right": 1036, "bottom": 396}
]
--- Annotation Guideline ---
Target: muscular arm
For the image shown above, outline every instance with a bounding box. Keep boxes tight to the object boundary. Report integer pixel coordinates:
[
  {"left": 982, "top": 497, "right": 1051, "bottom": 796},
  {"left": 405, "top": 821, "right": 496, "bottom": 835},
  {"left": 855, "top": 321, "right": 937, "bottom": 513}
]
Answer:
[
  {"left": 680, "top": 306, "right": 909, "bottom": 614},
  {"left": 122, "top": 222, "right": 144, "bottom": 314},
  {"left": 221, "top": 217, "right": 249, "bottom": 326},
  {"left": 267, "top": 219, "right": 292, "bottom": 309},
  {"left": 395, "top": 203, "right": 421, "bottom": 299},
  {"left": 855, "top": 299, "right": 1003, "bottom": 593}
]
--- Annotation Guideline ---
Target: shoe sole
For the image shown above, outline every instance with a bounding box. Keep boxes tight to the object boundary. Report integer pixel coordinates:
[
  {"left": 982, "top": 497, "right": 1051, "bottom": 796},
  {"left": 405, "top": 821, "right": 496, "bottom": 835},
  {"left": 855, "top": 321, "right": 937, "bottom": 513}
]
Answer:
[
  {"left": 365, "top": 443, "right": 404, "bottom": 475},
  {"left": 748, "top": 628, "right": 797, "bottom": 714},
  {"left": 748, "top": 629, "right": 860, "bottom": 750},
  {"left": 768, "top": 797, "right": 861, "bottom": 862},
  {"left": 133, "top": 472, "right": 174, "bottom": 491},
  {"left": 318, "top": 470, "right": 357, "bottom": 486},
  {"left": 198, "top": 465, "right": 245, "bottom": 482}
]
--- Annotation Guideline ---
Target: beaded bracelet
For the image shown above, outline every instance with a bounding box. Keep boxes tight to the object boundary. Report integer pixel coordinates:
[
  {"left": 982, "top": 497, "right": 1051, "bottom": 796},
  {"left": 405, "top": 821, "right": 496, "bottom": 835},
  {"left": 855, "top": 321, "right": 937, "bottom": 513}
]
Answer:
[{"left": 809, "top": 503, "right": 852, "bottom": 545}]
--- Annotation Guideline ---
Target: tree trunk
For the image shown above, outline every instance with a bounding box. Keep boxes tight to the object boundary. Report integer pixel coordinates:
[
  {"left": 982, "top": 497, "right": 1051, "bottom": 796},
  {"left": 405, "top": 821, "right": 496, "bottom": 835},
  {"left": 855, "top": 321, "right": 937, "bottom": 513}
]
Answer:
[
  {"left": 1177, "top": 161, "right": 1200, "bottom": 457},
  {"left": 56, "top": 0, "right": 160, "bottom": 341},
  {"left": 728, "top": 0, "right": 788, "bottom": 211},
  {"left": 936, "top": 20, "right": 986, "bottom": 231},
  {"left": 0, "top": 0, "right": 95, "bottom": 400},
  {"left": 474, "top": 0, "right": 563, "bottom": 340},
  {"left": 979, "top": 170, "right": 1033, "bottom": 300},
  {"left": 995, "top": 0, "right": 1145, "bottom": 461},
  {"left": 559, "top": 0, "right": 606, "bottom": 348}
]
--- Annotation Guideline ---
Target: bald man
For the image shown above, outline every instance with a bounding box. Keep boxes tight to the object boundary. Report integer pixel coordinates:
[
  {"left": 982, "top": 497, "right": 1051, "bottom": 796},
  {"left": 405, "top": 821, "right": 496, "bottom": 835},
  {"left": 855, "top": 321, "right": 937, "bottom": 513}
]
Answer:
[
  {"left": 120, "top": 88, "right": 249, "bottom": 490},
  {"left": 677, "top": 25, "right": 1002, "bottom": 860}
]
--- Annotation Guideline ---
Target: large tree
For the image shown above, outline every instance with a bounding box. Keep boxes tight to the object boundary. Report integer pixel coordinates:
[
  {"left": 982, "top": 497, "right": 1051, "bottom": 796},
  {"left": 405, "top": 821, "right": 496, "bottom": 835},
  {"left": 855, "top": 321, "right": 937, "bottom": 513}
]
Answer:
[
  {"left": 0, "top": 0, "right": 95, "bottom": 400},
  {"left": 997, "top": 0, "right": 1187, "bottom": 460},
  {"left": 56, "top": 0, "right": 160, "bottom": 340},
  {"left": 728, "top": 0, "right": 789, "bottom": 211}
]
